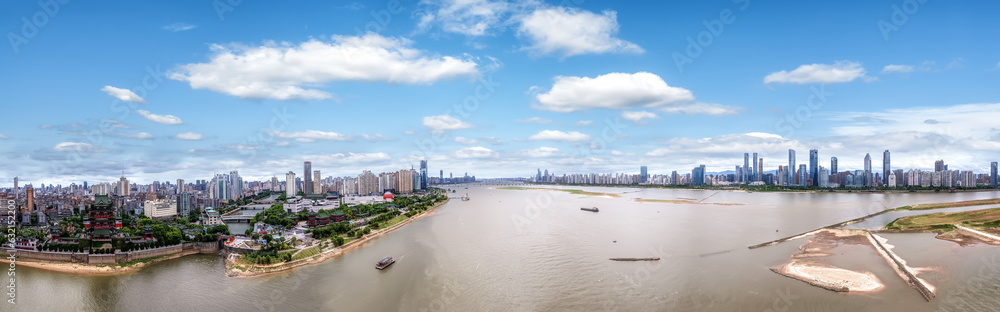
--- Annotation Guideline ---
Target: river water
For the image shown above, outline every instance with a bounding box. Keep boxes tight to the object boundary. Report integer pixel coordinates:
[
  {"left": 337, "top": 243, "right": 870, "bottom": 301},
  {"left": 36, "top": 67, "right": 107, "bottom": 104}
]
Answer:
[{"left": 12, "top": 185, "right": 1000, "bottom": 311}]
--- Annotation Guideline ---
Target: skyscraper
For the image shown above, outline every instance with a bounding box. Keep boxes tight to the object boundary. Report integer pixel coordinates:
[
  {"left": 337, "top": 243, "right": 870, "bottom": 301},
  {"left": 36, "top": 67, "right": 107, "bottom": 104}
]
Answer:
[
  {"left": 992, "top": 162, "right": 998, "bottom": 187},
  {"left": 303, "top": 161, "right": 313, "bottom": 194},
  {"left": 13, "top": 177, "right": 17, "bottom": 201},
  {"left": 692, "top": 165, "right": 706, "bottom": 186},
  {"left": 285, "top": 171, "right": 296, "bottom": 197},
  {"left": 935, "top": 160, "right": 945, "bottom": 172},
  {"left": 420, "top": 160, "right": 428, "bottom": 190},
  {"left": 752, "top": 152, "right": 758, "bottom": 182},
  {"left": 864, "top": 153, "right": 872, "bottom": 187},
  {"left": 788, "top": 149, "right": 796, "bottom": 186},
  {"left": 758, "top": 157, "right": 763, "bottom": 182},
  {"left": 671, "top": 171, "right": 679, "bottom": 185},
  {"left": 809, "top": 149, "right": 818, "bottom": 186},
  {"left": 25, "top": 185, "right": 34, "bottom": 211},
  {"left": 744, "top": 153, "right": 750, "bottom": 184},
  {"left": 177, "top": 179, "right": 184, "bottom": 194},
  {"left": 882, "top": 150, "right": 890, "bottom": 186},
  {"left": 640, "top": 166, "right": 648, "bottom": 183},
  {"left": 830, "top": 157, "right": 838, "bottom": 174},
  {"left": 314, "top": 170, "right": 322, "bottom": 194}
]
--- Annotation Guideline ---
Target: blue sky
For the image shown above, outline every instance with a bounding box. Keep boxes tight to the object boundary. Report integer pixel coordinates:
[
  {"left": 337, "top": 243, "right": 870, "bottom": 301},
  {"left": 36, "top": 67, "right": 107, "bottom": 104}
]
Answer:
[{"left": 2, "top": 0, "right": 1000, "bottom": 185}]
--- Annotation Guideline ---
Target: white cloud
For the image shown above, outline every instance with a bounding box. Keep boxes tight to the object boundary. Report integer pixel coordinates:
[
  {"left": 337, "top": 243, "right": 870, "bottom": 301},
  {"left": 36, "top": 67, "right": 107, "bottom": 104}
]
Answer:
[
  {"left": 100, "top": 86, "right": 146, "bottom": 104},
  {"left": 162, "top": 23, "right": 196, "bottom": 32},
  {"left": 53, "top": 142, "right": 98, "bottom": 152},
  {"left": 528, "top": 130, "right": 591, "bottom": 142},
  {"left": 404, "top": 131, "right": 416, "bottom": 135},
  {"left": 522, "top": 147, "right": 562, "bottom": 158},
  {"left": 313, "top": 152, "right": 391, "bottom": 165},
  {"left": 576, "top": 120, "right": 593, "bottom": 127},
  {"left": 764, "top": 61, "right": 867, "bottom": 84},
  {"left": 454, "top": 137, "right": 478, "bottom": 145},
  {"left": 270, "top": 130, "right": 352, "bottom": 142},
  {"left": 223, "top": 144, "right": 259, "bottom": 150},
  {"left": 534, "top": 72, "right": 697, "bottom": 113},
  {"left": 0, "top": 134, "right": 7, "bottom": 139},
  {"left": 358, "top": 133, "right": 392, "bottom": 142},
  {"left": 661, "top": 102, "right": 741, "bottom": 116},
  {"left": 136, "top": 110, "right": 183, "bottom": 125},
  {"left": 176, "top": 132, "right": 204, "bottom": 140},
  {"left": 881, "top": 64, "right": 914, "bottom": 73},
  {"left": 416, "top": 0, "right": 510, "bottom": 36},
  {"left": 610, "top": 150, "right": 633, "bottom": 156},
  {"left": 516, "top": 117, "right": 552, "bottom": 124},
  {"left": 453, "top": 146, "right": 497, "bottom": 159},
  {"left": 169, "top": 33, "right": 480, "bottom": 100},
  {"left": 517, "top": 7, "right": 642, "bottom": 57},
  {"left": 423, "top": 115, "right": 473, "bottom": 133},
  {"left": 123, "top": 132, "right": 153, "bottom": 139},
  {"left": 621, "top": 111, "right": 659, "bottom": 123}
]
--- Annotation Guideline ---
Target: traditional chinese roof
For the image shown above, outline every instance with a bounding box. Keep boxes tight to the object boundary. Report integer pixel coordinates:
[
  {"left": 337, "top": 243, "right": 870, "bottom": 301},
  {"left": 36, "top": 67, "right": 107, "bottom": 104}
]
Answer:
[
  {"left": 93, "top": 195, "right": 111, "bottom": 206},
  {"left": 92, "top": 229, "right": 112, "bottom": 236}
]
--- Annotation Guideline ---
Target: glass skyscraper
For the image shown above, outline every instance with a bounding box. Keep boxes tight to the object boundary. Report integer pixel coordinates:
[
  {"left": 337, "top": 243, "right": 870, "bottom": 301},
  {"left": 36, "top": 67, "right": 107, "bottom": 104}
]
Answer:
[
  {"left": 831, "top": 157, "right": 838, "bottom": 174},
  {"left": 788, "top": 149, "right": 795, "bottom": 186},
  {"left": 883, "top": 150, "right": 890, "bottom": 187},
  {"left": 809, "top": 149, "right": 818, "bottom": 186},
  {"left": 992, "top": 162, "right": 998, "bottom": 187}
]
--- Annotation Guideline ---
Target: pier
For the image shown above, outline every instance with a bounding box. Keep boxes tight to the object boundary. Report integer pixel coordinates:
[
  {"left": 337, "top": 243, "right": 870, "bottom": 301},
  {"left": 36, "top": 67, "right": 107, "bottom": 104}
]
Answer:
[{"left": 866, "top": 232, "right": 936, "bottom": 301}]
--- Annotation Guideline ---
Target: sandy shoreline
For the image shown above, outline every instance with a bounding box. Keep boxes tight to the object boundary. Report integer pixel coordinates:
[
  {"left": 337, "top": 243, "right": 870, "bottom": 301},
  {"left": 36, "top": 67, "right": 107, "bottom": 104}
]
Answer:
[
  {"left": 0, "top": 249, "right": 202, "bottom": 276},
  {"left": 770, "top": 229, "right": 886, "bottom": 293},
  {"left": 225, "top": 198, "right": 449, "bottom": 278}
]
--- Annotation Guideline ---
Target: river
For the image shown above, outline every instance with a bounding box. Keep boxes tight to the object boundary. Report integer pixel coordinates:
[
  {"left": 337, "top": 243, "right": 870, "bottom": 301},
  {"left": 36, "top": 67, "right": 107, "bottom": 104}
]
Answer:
[{"left": 13, "top": 185, "right": 1000, "bottom": 311}]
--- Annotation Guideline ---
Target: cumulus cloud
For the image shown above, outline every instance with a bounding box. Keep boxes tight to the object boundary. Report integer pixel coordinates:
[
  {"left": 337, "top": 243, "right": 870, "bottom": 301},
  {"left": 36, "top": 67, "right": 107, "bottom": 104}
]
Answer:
[
  {"left": 881, "top": 64, "right": 914, "bottom": 74},
  {"left": 423, "top": 115, "right": 473, "bottom": 133},
  {"left": 534, "top": 72, "right": 738, "bottom": 115},
  {"left": 122, "top": 132, "right": 153, "bottom": 139},
  {"left": 100, "top": 86, "right": 147, "bottom": 104},
  {"left": 176, "top": 132, "right": 204, "bottom": 140},
  {"left": 621, "top": 111, "right": 659, "bottom": 124},
  {"left": 416, "top": 0, "right": 510, "bottom": 36},
  {"left": 136, "top": 110, "right": 183, "bottom": 125},
  {"left": 162, "top": 23, "right": 196, "bottom": 32},
  {"left": 453, "top": 146, "right": 498, "bottom": 159},
  {"left": 517, "top": 7, "right": 642, "bottom": 57},
  {"left": 169, "top": 33, "right": 480, "bottom": 100},
  {"left": 576, "top": 120, "right": 593, "bottom": 127},
  {"left": 454, "top": 137, "right": 478, "bottom": 145},
  {"left": 764, "top": 61, "right": 867, "bottom": 84},
  {"left": 516, "top": 117, "right": 553, "bottom": 124},
  {"left": 54, "top": 142, "right": 99, "bottom": 152},
  {"left": 269, "top": 130, "right": 352, "bottom": 143},
  {"left": 521, "top": 146, "right": 562, "bottom": 158},
  {"left": 528, "top": 130, "right": 591, "bottom": 142}
]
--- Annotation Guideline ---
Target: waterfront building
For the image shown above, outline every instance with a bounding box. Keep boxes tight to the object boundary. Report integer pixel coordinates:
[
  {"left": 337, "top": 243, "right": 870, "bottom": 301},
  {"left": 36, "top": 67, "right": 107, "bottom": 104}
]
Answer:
[
  {"left": 202, "top": 207, "right": 222, "bottom": 226},
  {"left": 86, "top": 195, "right": 118, "bottom": 242},
  {"left": 692, "top": 165, "right": 706, "bottom": 186},
  {"left": 882, "top": 150, "right": 890, "bottom": 186},
  {"left": 788, "top": 149, "right": 796, "bottom": 186},
  {"left": 752, "top": 153, "right": 758, "bottom": 182},
  {"left": 744, "top": 153, "right": 750, "bottom": 184},
  {"left": 992, "top": 162, "right": 998, "bottom": 187},
  {"left": 809, "top": 149, "right": 818, "bottom": 186},
  {"left": 935, "top": 160, "right": 945, "bottom": 172},
  {"left": 640, "top": 166, "right": 648, "bottom": 183},
  {"left": 864, "top": 153, "right": 872, "bottom": 187},
  {"left": 420, "top": 160, "right": 428, "bottom": 189}
]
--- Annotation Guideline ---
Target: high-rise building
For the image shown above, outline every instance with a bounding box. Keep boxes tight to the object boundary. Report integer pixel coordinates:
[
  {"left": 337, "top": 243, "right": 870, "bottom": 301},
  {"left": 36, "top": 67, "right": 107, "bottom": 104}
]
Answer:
[
  {"left": 303, "top": 161, "right": 313, "bottom": 194},
  {"left": 788, "top": 149, "right": 796, "bottom": 186},
  {"left": 830, "top": 157, "right": 838, "bottom": 174},
  {"left": 992, "top": 162, "right": 998, "bottom": 187},
  {"left": 757, "top": 158, "right": 764, "bottom": 182},
  {"left": 271, "top": 176, "right": 279, "bottom": 191},
  {"left": 864, "top": 153, "right": 872, "bottom": 187},
  {"left": 314, "top": 170, "right": 322, "bottom": 194},
  {"left": 935, "top": 160, "right": 945, "bottom": 172},
  {"left": 25, "top": 185, "right": 34, "bottom": 211},
  {"left": 799, "top": 164, "right": 808, "bottom": 186},
  {"left": 13, "top": 177, "right": 18, "bottom": 201},
  {"left": 752, "top": 152, "right": 758, "bottom": 182},
  {"left": 744, "top": 153, "right": 751, "bottom": 184},
  {"left": 420, "top": 160, "right": 428, "bottom": 190},
  {"left": 809, "top": 149, "right": 818, "bottom": 186},
  {"left": 883, "top": 150, "right": 890, "bottom": 186},
  {"left": 692, "top": 165, "right": 706, "bottom": 186},
  {"left": 671, "top": 171, "right": 679, "bottom": 185},
  {"left": 285, "top": 171, "right": 296, "bottom": 197},
  {"left": 640, "top": 166, "right": 648, "bottom": 183},
  {"left": 176, "top": 179, "right": 184, "bottom": 194},
  {"left": 119, "top": 173, "right": 129, "bottom": 197}
]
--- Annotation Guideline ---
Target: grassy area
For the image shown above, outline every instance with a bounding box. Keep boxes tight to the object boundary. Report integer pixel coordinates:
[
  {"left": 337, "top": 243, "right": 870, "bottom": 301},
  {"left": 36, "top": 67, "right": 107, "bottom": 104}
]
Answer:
[
  {"left": 884, "top": 207, "right": 1000, "bottom": 231},
  {"left": 291, "top": 246, "right": 320, "bottom": 261},
  {"left": 496, "top": 186, "right": 621, "bottom": 198},
  {"left": 891, "top": 198, "right": 1000, "bottom": 211},
  {"left": 116, "top": 256, "right": 164, "bottom": 267},
  {"left": 383, "top": 214, "right": 409, "bottom": 228}
]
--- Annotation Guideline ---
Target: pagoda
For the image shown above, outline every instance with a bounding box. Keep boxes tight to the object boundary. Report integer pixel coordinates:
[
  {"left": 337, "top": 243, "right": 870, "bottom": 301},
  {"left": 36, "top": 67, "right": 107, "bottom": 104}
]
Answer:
[{"left": 86, "top": 194, "right": 117, "bottom": 242}]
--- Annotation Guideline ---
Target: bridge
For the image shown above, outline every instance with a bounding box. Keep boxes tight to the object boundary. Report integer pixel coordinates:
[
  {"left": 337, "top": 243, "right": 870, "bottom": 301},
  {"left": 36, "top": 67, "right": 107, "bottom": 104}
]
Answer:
[{"left": 221, "top": 215, "right": 255, "bottom": 223}]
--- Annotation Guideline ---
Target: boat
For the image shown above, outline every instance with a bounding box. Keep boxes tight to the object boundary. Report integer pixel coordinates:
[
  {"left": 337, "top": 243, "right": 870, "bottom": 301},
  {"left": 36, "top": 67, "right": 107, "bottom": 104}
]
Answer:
[
  {"left": 376, "top": 256, "right": 395, "bottom": 270},
  {"left": 580, "top": 207, "right": 599, "bottom": 212}
]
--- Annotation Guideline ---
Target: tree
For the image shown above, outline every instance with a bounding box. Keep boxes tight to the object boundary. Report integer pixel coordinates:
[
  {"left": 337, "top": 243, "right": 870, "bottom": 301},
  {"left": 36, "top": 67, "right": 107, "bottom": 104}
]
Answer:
[
  {"left": 296, "top": 191, "right": 305, "bottom": 196},
  {"left": 188, "top": 209, "right": 201, "bottom": 224}
]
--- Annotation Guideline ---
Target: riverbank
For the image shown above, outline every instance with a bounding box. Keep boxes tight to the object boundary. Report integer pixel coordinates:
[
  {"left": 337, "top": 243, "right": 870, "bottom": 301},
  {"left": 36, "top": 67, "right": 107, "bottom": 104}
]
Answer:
[
  {"left": 225, "top": 197, "right": 450, "bottom": 278},
  {"left": 634, "top": 198, "right": 745, "bottom": 205},
  {"left": 524, "top": 182, "right": 1000, "bottom": 194},
  {"left": 0, "top": 248, "right": 203, "bottom": 276},
  {"left": 493, "top": 186, "right": 621, "bottom": 198}
]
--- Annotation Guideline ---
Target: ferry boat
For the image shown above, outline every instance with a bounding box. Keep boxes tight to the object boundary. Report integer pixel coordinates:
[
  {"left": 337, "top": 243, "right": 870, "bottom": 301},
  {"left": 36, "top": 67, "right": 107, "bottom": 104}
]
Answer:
[
  {"left": 376, "top": 256, "right": 395, "bottom": 270},
  {"left": 580, "top": 207, "right": 599, "bottom": 212}
]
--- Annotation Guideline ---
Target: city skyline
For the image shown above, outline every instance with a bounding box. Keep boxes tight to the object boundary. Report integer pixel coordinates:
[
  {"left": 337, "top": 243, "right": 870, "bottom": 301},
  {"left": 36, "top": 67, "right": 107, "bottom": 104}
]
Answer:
[{"left": 4, "top": 1, "right": 1000, "bottom": 185}]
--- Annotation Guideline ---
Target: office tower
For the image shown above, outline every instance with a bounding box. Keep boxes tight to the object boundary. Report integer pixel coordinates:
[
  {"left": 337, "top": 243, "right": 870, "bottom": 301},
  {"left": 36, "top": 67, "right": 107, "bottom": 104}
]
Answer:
[
  {"left": 536, "top": 169, "right": 542, "bottom": 181},
  {"left": 13, "top": 177, "right": 17, "bottom": 201},
  {"left": 883, "top": 150, "right": 890, "bottom": 186},
  {"left": 440, "top": 170, "right": 443, "bottom": 181},
  {"left": 314, "top": 170, "right": 322, "bottom": 194},
  {"left": 671, "top": 171, "right": 679, "bottom": 185},
  {"left": 177, "top": 179, "right": 184, "bottom": 194},
  {"left": 752, "top": 153, "right": 758, "bottom": 182},
  {"left": 640, "top": 166, "right": 648, "bottom": 183},
  {"left": 26, "top": 185, "right": 34, "bottom": 211},
  {"left": 744, "top": 153, "right": 750, "bottom": 183},
  {"left": 935, "top": 160, "right": 945, "bottom": 172},
  {"left": 788, "top": 149, "right": 796, "bottom": 186},
  {"left": 420, "top": 160, "right": 428, "bottom": 189},
  {"left": 303, "top": 161, "right": 313, "bottom": 194},
  {"left": 863, "top": 153, "right": 872, "bottom": 187},
  {"left": 758, "top": 158, "right": 764, "bottom": 182},
  {"left": 818, "top": 167, "right": 829, "bottom": 188},
  {"left": 992, "top": 162, "right": 998, "bottom": 187},
  {"left": 230, "top": 171, "right": 243, "bottom": 200},
  {"left": 285, "top": 171, "right": 296, "bottom": 197},
  {"left": 799, "top": 164, "right": 808, "bottom": 186},
  {"left": 692, "top": 165, "right": 706, "bottom": 186},
  {"left": 271, "top": 176, "right": 279, "bottom": 191},
  {"left": 831, "top": 157, "right": 838, "bottom": 174},
  {"left": 809, "top": 149, "right": 818, "bottom": 186}
]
